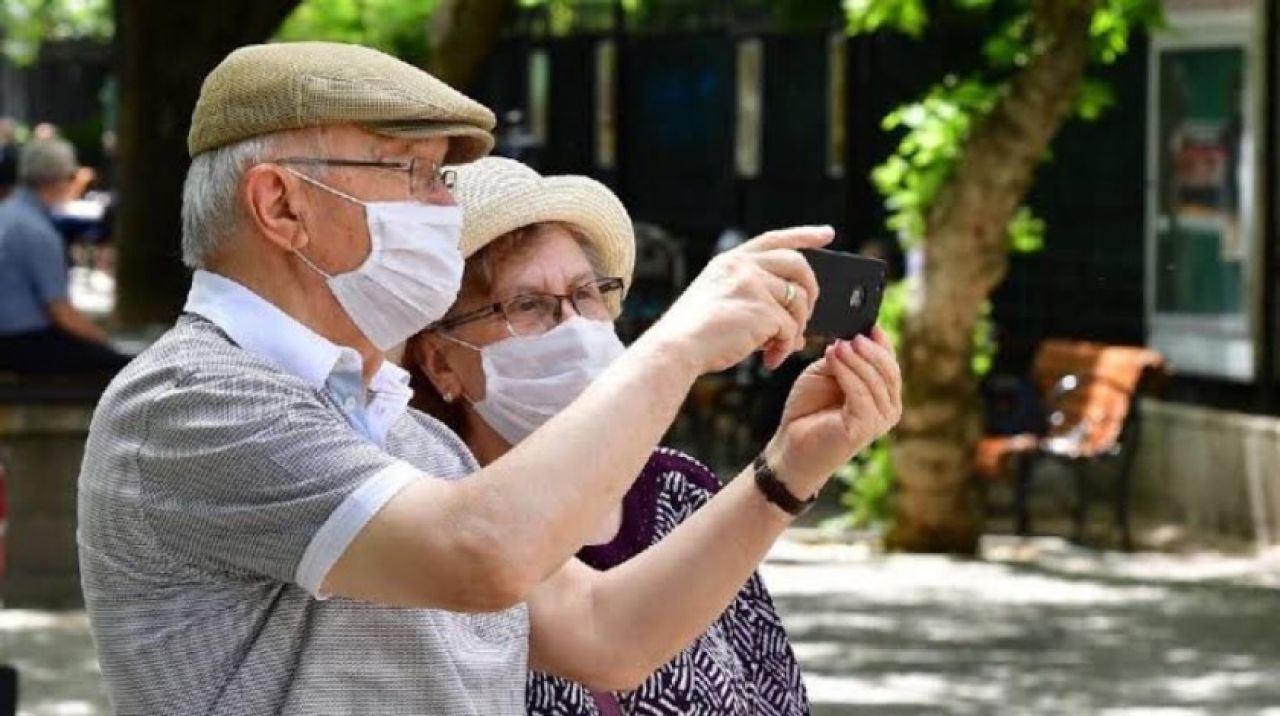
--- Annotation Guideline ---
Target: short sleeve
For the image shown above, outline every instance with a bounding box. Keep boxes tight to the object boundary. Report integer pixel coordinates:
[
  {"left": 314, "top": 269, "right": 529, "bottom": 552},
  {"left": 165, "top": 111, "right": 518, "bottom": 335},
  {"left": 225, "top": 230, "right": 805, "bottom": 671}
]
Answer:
[
  {"left": 137, "top": 369, "right": 418, "bottom": 594},
  {"left": 15, "top": 224, "right": 69, "bottom": 305}
]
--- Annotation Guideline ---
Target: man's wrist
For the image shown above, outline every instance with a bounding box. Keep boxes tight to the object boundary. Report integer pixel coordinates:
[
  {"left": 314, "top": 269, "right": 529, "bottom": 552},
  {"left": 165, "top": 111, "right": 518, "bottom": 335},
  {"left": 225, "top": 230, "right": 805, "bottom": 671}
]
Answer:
[{"left": 631, "top": 327, "right": 702, "bottom": 383}]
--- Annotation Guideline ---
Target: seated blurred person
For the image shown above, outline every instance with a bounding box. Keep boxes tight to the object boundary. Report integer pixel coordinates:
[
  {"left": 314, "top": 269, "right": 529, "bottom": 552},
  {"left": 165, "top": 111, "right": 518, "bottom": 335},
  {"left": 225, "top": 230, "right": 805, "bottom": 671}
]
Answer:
[
  {"left": 0, "top": 117, "right": 16, "bottom": 201},
  {"left": 0, "top": 138, "right": 128, "bottom": 375},
  {"left": 32, "top": 122, "right": 59, "bottom": 141}
]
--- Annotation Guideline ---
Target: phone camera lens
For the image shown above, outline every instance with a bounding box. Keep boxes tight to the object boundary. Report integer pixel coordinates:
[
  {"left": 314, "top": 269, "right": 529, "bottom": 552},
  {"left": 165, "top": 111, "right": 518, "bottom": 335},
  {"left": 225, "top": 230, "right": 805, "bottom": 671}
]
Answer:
[{"left": 849, "top": 287, "right": 865, "bottom": 309}]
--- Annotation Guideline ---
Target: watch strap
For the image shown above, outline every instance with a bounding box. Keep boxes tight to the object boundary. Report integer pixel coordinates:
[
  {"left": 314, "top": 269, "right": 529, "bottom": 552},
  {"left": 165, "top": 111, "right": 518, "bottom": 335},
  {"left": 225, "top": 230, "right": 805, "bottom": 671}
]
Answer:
[{"left": 752, "top": 455, "right": 817, "bottom": 516}]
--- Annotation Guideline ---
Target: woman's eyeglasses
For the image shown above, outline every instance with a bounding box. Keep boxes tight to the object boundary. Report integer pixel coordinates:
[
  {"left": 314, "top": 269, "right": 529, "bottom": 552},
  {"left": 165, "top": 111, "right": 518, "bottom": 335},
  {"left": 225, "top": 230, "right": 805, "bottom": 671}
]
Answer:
[{"left": 432, "top": 277, "right": 624, "bottom": 338}]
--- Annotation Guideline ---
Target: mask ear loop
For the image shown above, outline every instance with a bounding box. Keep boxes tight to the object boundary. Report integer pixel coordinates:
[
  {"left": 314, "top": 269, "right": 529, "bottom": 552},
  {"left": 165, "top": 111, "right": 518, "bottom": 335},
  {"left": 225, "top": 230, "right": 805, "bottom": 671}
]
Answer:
[
  {"left": 284, "top": 167, "right": 368, "bottom": 206},
  {"left": 282, "top": 167, "right": 368, "bottom": 280},
  {"left": 292, "top": 246, "right": 333, "bottom": 280},
  {"left": 436, "top": 329, "right": 482, "bottom": 353},
  {"left": 432, "top": 329, "right": 485, "bottom": 404}
]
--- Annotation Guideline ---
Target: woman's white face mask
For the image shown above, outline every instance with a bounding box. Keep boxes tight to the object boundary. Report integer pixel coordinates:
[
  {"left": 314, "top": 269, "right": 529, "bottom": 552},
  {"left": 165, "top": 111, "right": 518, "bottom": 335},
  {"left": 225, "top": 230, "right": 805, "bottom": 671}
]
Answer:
[{"left": 444, "top": 316, "right": 626, "bottom": 444}]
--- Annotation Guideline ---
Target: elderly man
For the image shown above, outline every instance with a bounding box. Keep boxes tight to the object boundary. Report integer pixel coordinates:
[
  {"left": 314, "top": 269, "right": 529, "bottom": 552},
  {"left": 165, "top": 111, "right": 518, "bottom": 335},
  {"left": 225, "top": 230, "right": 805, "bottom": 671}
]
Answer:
[
  {"left": 0, "top": 137, "right": 128, "bottom": 375},
  {"left": 79, "top": 42, "right": 901, "bottom": 714}
]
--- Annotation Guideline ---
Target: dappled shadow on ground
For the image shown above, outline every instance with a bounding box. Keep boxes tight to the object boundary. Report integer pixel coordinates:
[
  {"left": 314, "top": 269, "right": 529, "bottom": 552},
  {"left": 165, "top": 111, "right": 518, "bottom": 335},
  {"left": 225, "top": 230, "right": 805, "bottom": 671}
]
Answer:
[
  {"left": 6, "top": 542, "right": 1279, "bottom": 716},
  {"left": 0, "top": 610, "right": 108, "bottom": 716},
  {"left": 764, "top": 549, "right": 1280, "bottom": 715}
]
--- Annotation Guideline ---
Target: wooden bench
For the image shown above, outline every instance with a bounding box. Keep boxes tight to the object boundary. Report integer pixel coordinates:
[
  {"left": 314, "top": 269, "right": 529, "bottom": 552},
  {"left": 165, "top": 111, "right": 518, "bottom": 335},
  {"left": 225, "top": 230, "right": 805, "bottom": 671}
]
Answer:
[
  {"left": 0, "top": 372, "right": 104, "bottom": 608},
  {"left": 0, "top": 373, "right": 110, "bottom": 715},
  {"left": 975, "top": 340, "right": 1168, "bottom": 549},
  {"left": 0, "top": 372, "right": 109, "bottom": 405}
]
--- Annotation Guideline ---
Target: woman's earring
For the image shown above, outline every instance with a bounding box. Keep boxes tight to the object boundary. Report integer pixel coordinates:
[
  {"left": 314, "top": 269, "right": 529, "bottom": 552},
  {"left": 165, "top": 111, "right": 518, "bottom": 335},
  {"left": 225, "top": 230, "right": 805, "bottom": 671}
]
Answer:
[{"left": 442, "top": 391, "right": 455, "bottom": 403}]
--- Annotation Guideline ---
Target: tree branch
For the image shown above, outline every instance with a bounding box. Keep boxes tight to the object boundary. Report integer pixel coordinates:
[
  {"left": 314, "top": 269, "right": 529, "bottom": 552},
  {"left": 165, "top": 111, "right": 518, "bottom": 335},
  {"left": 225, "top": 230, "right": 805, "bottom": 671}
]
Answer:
[{"left": 926, "top": 0, "right": 1095, "bottom": 313}]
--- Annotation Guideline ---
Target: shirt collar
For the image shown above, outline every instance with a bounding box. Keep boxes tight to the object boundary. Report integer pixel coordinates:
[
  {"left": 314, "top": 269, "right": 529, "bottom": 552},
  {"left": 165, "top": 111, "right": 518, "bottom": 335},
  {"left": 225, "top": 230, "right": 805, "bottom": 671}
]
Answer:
[
  {"left": 185, "top": 269, "right": 349, "bottom": 389},
  {"left": 184, "top": 271, "right": 413, "bottom": 444},
  {"left": 183, "top": 270, "right": 412, "bottom": 400},
  {"left": 12, "top": 187, "right": 53, "bottom": 222}
]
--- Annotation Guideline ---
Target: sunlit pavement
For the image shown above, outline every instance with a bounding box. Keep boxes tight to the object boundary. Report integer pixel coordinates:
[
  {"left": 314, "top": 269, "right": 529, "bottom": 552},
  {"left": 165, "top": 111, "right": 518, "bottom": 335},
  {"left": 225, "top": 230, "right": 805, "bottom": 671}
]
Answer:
[
  {"left": 4, "top": 534, "right": 1280, "bottom": 716},
  {"left": 764, "top": 534, "right": 1280, "bottom": 715},
  {"left": 0, "top": 610, "right": 103, "bottom": 716}
]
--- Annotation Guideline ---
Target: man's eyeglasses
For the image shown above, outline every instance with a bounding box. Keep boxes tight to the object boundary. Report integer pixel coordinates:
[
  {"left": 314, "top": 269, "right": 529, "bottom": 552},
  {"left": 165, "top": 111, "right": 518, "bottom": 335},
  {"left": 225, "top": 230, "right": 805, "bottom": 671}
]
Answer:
[
  {"left": 273, "top": 157, "right": 456, "bottom": 197},
  {"left": 432, "top": 277, "right": 625, "bottom": 338}
]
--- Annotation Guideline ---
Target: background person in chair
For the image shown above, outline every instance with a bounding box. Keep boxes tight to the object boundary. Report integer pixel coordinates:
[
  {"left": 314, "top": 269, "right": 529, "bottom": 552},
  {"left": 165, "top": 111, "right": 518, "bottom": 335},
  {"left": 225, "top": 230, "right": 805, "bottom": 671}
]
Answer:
[
  {"left": 0, "top": 117, "right": 17, "bottom": 201},
  {"left": 0, "top": 138, "right": 128, "bottom": 375}
]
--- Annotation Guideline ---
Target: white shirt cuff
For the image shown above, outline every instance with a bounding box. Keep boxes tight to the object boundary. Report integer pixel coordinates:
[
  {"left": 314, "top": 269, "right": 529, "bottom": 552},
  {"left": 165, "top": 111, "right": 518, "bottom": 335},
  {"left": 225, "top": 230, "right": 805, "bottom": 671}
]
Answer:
[{"left": 295, "top": 460, "right": 420, "bottom": 599}]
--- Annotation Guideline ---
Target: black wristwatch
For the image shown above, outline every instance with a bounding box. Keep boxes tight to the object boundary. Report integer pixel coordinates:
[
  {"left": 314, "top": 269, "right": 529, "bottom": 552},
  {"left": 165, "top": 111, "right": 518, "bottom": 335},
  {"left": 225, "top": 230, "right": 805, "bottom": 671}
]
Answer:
[{"left": 752, "top": 455, "right": 817, "bottom": 516}]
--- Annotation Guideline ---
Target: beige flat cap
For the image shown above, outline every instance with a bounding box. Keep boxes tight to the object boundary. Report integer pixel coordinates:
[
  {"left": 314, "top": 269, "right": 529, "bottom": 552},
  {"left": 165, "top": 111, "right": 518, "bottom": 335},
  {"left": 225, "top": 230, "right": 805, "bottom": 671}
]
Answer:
[
  {"left": 188, "top": 41, "right": 496, "bottom": 162},
  {"left": 452, "top": 157, "right": 635, "bottom": 309}
]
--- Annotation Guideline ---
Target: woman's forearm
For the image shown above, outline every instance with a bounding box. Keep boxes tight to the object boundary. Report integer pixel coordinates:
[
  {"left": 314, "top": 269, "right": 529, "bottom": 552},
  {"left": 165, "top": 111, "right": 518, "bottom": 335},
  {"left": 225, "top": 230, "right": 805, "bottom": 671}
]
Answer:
[{"left": 583, "top": 469, "right": 792, "bottom": 682}]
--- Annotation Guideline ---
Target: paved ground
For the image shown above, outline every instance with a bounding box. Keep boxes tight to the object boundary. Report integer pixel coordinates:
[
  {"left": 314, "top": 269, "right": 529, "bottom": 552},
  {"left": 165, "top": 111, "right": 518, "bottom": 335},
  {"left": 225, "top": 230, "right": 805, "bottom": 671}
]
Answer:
[
  {"left": 4, "top": 535, "right": 1279, "bottom": 716},
  {"left": 766, "top": 535, "right": 1280, "bottom": 715}
]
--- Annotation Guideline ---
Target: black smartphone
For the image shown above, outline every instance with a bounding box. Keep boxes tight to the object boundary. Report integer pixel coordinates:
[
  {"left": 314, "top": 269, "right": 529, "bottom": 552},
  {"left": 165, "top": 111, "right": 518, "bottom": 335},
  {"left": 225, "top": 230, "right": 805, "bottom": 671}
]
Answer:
[{"left": 799, "top": 248, "right": 887, "bottom": 339}]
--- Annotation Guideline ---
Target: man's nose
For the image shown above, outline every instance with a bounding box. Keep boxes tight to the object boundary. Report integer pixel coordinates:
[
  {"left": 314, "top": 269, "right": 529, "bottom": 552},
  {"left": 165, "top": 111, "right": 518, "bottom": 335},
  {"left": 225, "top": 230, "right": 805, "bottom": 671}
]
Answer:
[{"left": 422, "top": 184, "right": 457, "bottom": 207}]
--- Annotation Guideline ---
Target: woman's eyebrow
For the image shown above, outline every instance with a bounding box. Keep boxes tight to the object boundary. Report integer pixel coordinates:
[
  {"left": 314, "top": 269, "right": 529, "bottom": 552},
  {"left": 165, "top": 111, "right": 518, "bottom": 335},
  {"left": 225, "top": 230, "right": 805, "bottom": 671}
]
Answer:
[{"left": 503, "top": 272, "right": 597, "bottom": 297}]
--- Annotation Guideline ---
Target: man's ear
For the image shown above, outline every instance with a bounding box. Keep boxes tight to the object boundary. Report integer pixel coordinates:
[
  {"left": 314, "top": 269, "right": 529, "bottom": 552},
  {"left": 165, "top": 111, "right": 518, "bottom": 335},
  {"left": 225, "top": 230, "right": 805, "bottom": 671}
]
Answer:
[{"left": 243, "top": 164, "right": 307, "bottom": 254}]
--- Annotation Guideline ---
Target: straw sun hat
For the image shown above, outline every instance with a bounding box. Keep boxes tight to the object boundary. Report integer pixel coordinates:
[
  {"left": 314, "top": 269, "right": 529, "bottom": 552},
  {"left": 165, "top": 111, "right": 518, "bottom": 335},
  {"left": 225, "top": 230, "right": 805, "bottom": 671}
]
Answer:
[{"left": 451, "top": 157, "right": 636, "bottom": 303}]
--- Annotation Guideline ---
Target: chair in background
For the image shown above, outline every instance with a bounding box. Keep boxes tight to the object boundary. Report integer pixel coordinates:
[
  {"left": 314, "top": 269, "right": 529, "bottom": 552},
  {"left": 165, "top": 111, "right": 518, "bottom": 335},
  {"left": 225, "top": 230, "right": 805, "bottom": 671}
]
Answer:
[{"left": 975, "top": 340, "right": 1168, "bottom": 549}]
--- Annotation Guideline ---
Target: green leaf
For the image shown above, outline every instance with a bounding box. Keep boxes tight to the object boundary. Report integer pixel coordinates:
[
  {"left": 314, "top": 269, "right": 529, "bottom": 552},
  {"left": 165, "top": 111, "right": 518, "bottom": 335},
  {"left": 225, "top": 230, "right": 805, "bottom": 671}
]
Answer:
[
  {"left": 1089, "top": 0, "right": 1165, "bottom": 64},
  {"left": 870, "top": 77, "right": 998, "bottom": 247},
  {"left": 844, "top": 0, "right": 928, "bottom": 37},
  {"left": 1, "top": 0, "right": 113, "bottom": 66},
  {"left": 1007, "top": 205, "right": 1045, "bottom": 253},
  {"left": 276, "top": 0, "right": 440, "bottom": 64},
  {"left": 1075, "top": 77, "right": 1115, "bottom": 121},
  {"left": 953, "top": 0, "right": 995, "bottom": 11},
  {"left": 971, "top": 300, "right": 996, "bottom": 377},
  {"left": 837, "top": 435, "right": 896, "bottom": 527},
  {"left": 981, "top": 13, "right": 1031, "bottom": 68}
]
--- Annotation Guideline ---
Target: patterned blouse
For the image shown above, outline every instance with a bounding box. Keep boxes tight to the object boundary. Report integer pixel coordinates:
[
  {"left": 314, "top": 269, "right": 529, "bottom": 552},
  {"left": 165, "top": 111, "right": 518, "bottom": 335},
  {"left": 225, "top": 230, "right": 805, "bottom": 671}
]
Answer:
[{"left": 526, "top": 448, "right": 810, "bottom": 715}]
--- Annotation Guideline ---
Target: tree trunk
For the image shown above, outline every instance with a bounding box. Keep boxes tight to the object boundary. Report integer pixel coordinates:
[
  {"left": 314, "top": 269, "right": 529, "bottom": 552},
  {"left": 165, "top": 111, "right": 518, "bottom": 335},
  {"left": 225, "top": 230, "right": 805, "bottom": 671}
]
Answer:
[
  {"left": 427, "top": 0, "right": 512, "bottom": 91},
  {"left": 113, "top": 0, "right": 301, "bottom": 326},
  {"left": 887, "top": 0, "right": 1098, "bottom": 553}
]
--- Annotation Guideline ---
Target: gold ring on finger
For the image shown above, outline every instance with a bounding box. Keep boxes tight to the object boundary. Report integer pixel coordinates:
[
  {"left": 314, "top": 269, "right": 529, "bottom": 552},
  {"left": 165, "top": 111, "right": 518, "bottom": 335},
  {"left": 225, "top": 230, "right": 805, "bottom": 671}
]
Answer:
[{"left": 782, "top": 280, "right": 797, "bottom": 307}]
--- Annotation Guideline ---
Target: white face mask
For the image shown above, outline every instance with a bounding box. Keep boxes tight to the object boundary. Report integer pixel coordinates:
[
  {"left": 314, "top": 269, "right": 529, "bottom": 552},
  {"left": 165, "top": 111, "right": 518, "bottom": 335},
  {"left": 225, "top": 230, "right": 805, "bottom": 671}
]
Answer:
[
  {"left": 446, "top": 316, "right": 626, "bottom": 445},
  {"left": 288, "top": 169, "right": 465, "bottom": 351}
]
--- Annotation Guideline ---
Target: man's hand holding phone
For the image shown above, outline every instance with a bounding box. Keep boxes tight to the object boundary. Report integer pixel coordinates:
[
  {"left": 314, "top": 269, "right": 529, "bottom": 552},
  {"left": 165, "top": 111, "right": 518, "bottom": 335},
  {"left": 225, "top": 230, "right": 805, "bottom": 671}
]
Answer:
[{"left": 643, "top": 226, "right": 830, "bottom": 374}]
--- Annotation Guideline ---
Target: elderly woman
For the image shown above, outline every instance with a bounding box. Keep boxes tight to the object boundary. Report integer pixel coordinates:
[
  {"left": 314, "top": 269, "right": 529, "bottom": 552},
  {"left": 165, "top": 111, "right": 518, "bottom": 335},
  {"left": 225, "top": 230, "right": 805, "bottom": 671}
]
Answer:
[{"left": 403, "top": 157, "right": 813, "bottom": 715}]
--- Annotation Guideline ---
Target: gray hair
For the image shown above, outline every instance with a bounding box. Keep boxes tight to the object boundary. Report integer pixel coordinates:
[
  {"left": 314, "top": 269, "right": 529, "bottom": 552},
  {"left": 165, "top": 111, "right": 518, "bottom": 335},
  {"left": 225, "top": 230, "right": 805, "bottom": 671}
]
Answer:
[
  {"left": 180, "top": 135, "right": 278, "bottom": 269},
  {"left": 18, "top": 138, "right": 78, "bottom": 187},
  {"left": 181, "top": 129, "right": 330, "bottom": 268}
]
